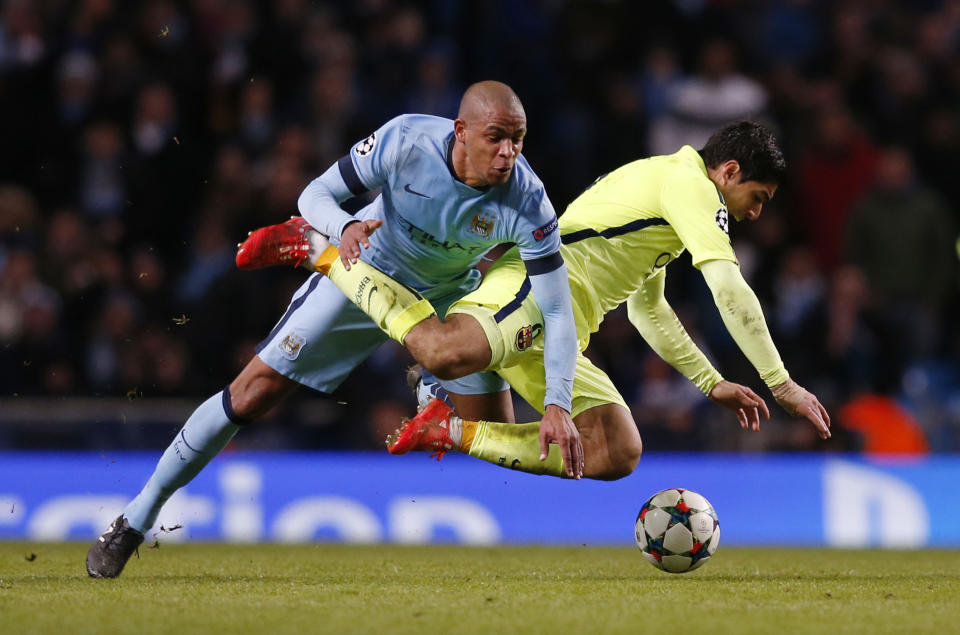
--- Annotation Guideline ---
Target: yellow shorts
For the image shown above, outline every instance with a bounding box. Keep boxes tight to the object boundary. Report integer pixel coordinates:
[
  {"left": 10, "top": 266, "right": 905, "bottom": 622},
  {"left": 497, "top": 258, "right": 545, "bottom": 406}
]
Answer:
[{"left": 447, "top": 253, "right": 627, "bottom": 418}]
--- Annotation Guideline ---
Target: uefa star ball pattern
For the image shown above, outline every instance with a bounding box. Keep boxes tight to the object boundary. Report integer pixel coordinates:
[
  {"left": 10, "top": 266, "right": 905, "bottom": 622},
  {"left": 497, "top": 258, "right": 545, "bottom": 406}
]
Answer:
[{"left": 635, "top": 488, "right": 720, "bottom": 573}]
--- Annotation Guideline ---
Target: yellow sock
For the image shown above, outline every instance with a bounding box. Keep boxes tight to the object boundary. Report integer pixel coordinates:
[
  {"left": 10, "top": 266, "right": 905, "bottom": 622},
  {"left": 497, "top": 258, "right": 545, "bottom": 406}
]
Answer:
[
  {"left": 461, "top": 420, "right": 478, "bottom": 452},
  {"left": 315, "top": 248, "right": 436, "bottom": 343},
  {"left": 314, "top": 245, "right": 340, "bottom": 275},
  {"left": 467, "top": 420, "right": 566, "bottom": 477}
]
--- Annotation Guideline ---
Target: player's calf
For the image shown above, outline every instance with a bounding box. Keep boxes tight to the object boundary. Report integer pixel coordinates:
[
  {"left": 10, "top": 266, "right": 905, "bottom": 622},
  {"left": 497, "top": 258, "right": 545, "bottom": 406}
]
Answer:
[{"left": 386, "top": 398, "right": 570, "bottom": 478}]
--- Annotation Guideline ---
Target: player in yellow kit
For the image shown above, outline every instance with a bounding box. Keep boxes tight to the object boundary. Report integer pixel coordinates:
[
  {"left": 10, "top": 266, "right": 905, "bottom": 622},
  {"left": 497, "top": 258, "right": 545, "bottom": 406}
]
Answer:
[{"left": 239, "top": 121, "right": 830, "bottom": 480}]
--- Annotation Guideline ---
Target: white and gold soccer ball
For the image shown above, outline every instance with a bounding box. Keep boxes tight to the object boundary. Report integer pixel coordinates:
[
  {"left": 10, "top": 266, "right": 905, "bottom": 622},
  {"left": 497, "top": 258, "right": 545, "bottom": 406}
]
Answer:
[{"left": 635, "top": 488, "right": 720, "bottom": 573}]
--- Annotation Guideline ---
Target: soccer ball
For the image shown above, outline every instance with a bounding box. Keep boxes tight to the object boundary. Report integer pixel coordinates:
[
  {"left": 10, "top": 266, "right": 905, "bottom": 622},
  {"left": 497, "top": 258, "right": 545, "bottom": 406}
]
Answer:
[{"left": 635, "top": 488, "right": 720, "bottom": 573}]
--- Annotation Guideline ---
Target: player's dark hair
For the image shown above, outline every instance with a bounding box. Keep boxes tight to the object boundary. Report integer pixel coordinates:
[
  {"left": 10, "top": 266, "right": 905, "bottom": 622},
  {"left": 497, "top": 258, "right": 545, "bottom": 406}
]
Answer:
[{"left": 699, "top": 121, "right": 786, "bottom": 184}]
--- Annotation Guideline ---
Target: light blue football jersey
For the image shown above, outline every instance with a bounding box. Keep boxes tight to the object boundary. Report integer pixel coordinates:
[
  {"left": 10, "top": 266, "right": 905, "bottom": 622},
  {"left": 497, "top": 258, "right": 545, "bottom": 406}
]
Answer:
[
  {"left": 337, "top": 114, "right": 561, "bottom": 297},
  {"left": 295, "top": 113, "right": 576, "bottom": 410}
]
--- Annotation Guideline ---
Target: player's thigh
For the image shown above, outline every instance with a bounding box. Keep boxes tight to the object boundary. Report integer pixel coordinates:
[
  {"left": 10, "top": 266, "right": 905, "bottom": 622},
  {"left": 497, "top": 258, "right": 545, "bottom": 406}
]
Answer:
[
  {"left": 446, "top": 253, "right": 545, "bottom": 371},
  {"left": 257, "top": 274, "right": 389, "bottom": 392},
  {"left": 498, "top": 347, "right": 629, "bottom": 419}
]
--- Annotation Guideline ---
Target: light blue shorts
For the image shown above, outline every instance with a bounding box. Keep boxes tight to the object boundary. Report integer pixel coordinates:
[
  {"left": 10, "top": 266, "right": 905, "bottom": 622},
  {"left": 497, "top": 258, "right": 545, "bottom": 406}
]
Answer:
[{"left": 257, "top": 273, "right": 509, "bottom": 395}]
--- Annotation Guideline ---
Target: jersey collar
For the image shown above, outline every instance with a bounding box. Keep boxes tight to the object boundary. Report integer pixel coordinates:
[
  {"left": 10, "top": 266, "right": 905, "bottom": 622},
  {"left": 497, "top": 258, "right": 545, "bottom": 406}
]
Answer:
[{"left": 692, "top": 146, "right": 725, "bottom": 205}]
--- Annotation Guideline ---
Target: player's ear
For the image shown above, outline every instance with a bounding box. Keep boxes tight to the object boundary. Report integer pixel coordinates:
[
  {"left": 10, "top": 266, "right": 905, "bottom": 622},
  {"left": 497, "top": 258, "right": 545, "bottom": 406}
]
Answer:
[
  {"left": 454, "top": 119, "right": 467, "bottom": 143},
  {"left": 721, "top": 160, "right": 740, "bottom": 184}
]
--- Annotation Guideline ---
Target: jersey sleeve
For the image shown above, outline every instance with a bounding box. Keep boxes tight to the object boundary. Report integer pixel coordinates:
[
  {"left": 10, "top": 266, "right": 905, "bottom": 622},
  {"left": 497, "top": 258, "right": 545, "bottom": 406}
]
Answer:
[
  {"left": 627, "top": 268, "right": 724, "bottom": 395},
  {"left": 659, "top": 171, "right": 737, "bottom": 268},
  {"left": 299, "top": 116, "right": 406, "bottom": 239},
  {"left": 514, "top": 188, "right": 562, "bottom": 261},
  {"left": 340, "top": 115, "right": 406, "bottom": 193}
]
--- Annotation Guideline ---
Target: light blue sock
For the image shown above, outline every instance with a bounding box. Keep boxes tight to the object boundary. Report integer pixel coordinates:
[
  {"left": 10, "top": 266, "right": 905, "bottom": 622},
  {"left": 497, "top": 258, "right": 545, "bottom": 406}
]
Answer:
[
  {"left": 123, "top": 391, "right": 243, "bottom": 533},
  {"left": 418, "top": 369, "right": 452, "bottom": 409}
]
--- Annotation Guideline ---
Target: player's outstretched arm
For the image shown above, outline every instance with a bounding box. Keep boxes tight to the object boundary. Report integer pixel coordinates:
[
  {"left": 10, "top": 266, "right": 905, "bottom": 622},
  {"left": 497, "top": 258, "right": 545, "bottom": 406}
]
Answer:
[
  {"left": 627, "top": 270, "right": 770, "bottom": 431},
  {"left": 699, "top": 259, "right": 831, "bottom": 439},
  {"left": 626, "top": 268, "right": 724, "bottom": 395}
]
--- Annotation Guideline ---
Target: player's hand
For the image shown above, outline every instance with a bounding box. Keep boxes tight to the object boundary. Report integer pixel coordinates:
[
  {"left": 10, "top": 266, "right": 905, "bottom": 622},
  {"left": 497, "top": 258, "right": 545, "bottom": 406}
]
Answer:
[
  {"left": 771, "top": 379, "right": 831, "bottom": 439},
  {"left": 708, "top": 380, "right": 769, "bottom": 432},
  {"left": 539, "top": 404, "right": 583, "bottom": 479},
  {"left": 339, "top": 219, "right": 383, "bottom": 270}
]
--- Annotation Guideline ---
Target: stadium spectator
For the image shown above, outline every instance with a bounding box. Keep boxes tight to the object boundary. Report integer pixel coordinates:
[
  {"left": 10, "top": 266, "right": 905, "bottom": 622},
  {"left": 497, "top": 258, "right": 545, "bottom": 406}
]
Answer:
[
  {"left": 796, "top": 101, "right": 878, "bottom": 272},
  {"left": 648, "top": 38, "right": 770, "bottom": 156},
  {"left": 845, "top": 145, "right": 957, "bottom": 392}
]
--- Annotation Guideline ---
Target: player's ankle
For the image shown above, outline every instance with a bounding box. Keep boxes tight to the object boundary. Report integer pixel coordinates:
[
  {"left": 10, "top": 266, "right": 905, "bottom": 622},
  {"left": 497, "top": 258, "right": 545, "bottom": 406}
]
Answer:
[{"left": 306, "top": 229, "right": 338, "bottom": 273}]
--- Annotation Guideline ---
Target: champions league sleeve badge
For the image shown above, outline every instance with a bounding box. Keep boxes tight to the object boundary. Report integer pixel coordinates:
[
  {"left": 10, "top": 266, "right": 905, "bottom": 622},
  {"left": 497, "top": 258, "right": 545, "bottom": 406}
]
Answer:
[
  {"left": 715, "top": 208, "right": 729, "bottom": 234},
  {"left": 354, "top": 132, "right": 376, "bottom": 157}
]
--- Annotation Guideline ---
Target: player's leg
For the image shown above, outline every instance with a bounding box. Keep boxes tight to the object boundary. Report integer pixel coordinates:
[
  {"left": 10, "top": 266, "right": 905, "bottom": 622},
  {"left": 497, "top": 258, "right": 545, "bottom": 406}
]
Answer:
[
  {"left": 118, "top": 357, "right": 297, "bottom": 537},
  {"left": 566, "top": 403, "right": 641, "bottom": 480},
  {"left": 237, "top": 220, "right": 499, "bottom": 378},
  {"left": 86, "top": 359, "right": 296, "bottom": 579},
  {"left": 389, "top": 349, "right": 639, "bottom": 480},
  {"left": 407, "top": 363, "right": 515, "bottom": 422},
  {"left": 388, "top": 271, "right": 641, "bottom": 479},
  {"left": 86, "top": 275, "right": 388, "bottom": 578}
]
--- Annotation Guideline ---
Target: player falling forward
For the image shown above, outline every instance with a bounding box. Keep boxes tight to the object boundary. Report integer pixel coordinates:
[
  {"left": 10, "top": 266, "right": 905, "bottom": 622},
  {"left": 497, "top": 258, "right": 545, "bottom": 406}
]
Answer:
[
  {"left": 241, "top": 121, "right": 831, "bottom": 480},
  {"left": 85, "top": 81, "right": 581, "bottom": 578}
]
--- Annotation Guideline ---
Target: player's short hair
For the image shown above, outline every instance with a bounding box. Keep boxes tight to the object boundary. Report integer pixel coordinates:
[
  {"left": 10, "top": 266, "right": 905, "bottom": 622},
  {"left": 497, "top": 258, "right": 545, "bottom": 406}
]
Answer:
[{"left": 699, "top": 121, "right": 786, "bottom": 184}]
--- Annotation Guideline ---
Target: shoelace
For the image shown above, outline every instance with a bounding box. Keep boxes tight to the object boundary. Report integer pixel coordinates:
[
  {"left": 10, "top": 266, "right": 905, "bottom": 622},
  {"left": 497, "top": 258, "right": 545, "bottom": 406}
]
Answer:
[{"left": 101, "top": 522, "right": 141, "bottom": 560}]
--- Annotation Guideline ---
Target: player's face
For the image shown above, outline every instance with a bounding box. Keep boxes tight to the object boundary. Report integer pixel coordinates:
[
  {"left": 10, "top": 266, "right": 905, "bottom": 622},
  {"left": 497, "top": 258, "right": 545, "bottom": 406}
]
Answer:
[
  {"left": 457, "top": 108, "right": 526, "bottom": 186},
  {"left": 719, "top": 174, "right": 777, "bottom": 222}
]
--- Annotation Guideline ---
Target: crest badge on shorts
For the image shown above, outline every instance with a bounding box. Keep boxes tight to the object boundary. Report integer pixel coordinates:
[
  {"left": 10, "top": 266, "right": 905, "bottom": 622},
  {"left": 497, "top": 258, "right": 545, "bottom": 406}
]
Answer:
[
  {"left": 469, "top": 212, "right": 495, "bottom": 237},
  {"left": 279, "top": 332, "right": 306, "bottom": 360},
  {"left": 354, "top": 132, "right": 376, "bottom": 157},
  {"left": 515, "top": 323, "right": 542, "bottom": 352},
  {"left": 715, "top": 208, "right": 729, "bottom": 234}
]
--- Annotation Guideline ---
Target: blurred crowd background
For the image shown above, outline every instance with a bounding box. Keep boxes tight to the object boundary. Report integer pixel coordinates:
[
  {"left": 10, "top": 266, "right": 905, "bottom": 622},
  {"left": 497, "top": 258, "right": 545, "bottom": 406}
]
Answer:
[{"left": 1, "top": 0, "right": 959, "bottom": 453}]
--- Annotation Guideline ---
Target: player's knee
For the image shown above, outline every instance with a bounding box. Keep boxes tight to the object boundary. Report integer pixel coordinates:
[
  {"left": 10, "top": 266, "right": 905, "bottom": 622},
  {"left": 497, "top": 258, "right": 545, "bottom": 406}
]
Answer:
[
  {"left": 418, "top": 342, "right": 477, "bottom": 380},
  {"left": 592, "top": 433, "right": 643, "bottom": 481},
  {"left": 423, "top": 349, "right": 468, "bottom": 380}
]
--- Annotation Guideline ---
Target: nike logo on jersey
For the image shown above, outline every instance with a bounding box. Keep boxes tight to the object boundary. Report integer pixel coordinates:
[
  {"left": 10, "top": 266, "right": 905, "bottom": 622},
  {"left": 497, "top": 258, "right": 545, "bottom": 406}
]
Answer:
[{"left": 404, "top": 184, "right": 431, "bottom": 198}]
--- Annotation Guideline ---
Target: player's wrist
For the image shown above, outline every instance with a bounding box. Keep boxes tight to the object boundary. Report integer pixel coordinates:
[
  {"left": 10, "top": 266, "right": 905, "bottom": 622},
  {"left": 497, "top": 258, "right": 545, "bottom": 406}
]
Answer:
[
  {"left": 544, "top": 402, "right": 572, "bottom": 415},
  {"left": 339, "top": 219, "right": 360, "bottom": 239}
]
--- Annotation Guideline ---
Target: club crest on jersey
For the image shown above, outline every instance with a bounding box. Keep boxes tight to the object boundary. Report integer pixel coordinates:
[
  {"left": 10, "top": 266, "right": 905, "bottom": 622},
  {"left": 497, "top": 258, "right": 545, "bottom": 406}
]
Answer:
[
  {"left": 279, "top": 332, "right": 306, "bottom": 360},
  {"left": 354, "top": 132, "right": 376, "bottom": 157},
  {"left": 532, "top": 217, "right": 558, "bottom": 241},
  {"left": 515, "top": 323, "right": 542, "bottom": 352},
  {"left": 715, "top": 208, "right": 729, "bottom": 234},
  {"left": 469, "top": 212, "right": 496, "bottom": 237}
]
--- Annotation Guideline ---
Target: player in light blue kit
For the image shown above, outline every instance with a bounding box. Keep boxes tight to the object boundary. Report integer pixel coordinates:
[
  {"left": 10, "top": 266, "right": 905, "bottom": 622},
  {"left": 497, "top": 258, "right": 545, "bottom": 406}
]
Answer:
[{"left": 85, "top": 81, "right": 581, "bottom": 578}]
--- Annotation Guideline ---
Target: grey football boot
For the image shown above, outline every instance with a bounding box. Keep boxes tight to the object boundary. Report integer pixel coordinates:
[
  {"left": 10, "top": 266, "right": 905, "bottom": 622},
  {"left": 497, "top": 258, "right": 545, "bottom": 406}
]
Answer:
[{"left": 86, "top": 515, "right": 144, "bottom": 578}]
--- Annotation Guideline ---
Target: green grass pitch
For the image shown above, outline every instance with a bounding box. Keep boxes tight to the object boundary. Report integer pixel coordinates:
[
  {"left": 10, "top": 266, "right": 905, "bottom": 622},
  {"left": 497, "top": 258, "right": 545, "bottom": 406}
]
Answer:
[{"left": 1, "top": 543, "right": 958, "bottom": 634}]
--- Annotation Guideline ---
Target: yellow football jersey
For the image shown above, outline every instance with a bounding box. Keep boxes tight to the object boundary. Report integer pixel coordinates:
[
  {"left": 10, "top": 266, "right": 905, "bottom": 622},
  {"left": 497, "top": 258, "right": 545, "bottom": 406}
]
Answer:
[{"left": 560, "top": 145, "right": 736, "bottom": 337}]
